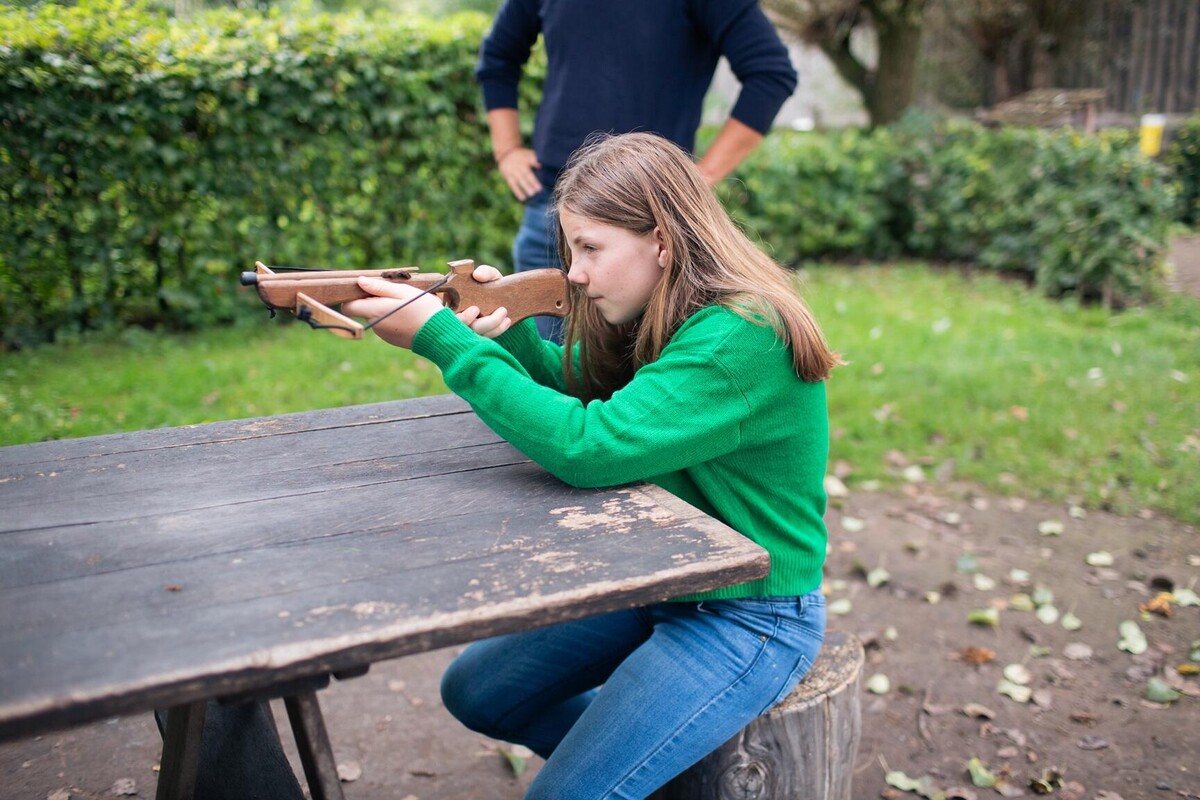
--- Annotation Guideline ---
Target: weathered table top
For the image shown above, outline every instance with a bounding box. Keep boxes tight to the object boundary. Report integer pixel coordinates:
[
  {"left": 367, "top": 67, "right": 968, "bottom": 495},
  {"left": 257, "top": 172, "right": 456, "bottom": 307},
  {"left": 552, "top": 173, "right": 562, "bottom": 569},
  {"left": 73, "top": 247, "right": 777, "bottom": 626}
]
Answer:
[{"left": 0, "top": 394, "right": 769, "bottom": 741}]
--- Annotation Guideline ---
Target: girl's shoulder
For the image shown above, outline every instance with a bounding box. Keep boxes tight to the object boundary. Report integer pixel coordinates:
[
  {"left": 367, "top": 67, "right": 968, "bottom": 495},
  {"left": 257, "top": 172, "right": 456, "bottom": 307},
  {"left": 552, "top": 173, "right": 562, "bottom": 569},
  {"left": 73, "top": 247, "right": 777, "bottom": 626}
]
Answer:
[{"left": 671, "top": 304, "right": 780, "bottom": 350}]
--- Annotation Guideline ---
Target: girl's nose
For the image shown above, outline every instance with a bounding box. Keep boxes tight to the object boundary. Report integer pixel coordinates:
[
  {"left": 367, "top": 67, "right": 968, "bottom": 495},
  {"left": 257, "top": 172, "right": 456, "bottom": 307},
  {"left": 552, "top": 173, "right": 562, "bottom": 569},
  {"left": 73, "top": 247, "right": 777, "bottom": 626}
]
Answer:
[{"left": 566, "top": 263, "right": 587, "bottom": 286}]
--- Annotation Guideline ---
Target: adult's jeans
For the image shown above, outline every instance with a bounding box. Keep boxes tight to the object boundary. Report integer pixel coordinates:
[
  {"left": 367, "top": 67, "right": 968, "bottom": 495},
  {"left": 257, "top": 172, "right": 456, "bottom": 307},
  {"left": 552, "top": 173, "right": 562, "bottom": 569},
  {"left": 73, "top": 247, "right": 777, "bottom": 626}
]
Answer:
[
  {"left": 440, "top": 591, "right": 826, "bottom": 800},
  {"left": 512, "top": 188, "right": 564, "bottom": 343}
]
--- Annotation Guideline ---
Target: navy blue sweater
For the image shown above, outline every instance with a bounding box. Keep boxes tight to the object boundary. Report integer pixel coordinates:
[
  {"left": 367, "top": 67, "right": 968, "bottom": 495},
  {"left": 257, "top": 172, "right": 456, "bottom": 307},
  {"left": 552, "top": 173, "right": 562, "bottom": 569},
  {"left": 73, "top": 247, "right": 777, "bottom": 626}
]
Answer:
[{"left": 476, "top": 0, "right": 797, "bottom": 187}]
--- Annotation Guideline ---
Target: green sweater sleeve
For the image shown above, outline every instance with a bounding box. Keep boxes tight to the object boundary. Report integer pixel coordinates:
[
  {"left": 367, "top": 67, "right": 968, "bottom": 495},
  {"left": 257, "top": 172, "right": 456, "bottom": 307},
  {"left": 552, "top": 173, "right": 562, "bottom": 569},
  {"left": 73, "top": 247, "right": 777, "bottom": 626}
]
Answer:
[
  {"left": 493, "top": 319, "right": 568, "bottom": 392},
  {"left": 413, "top": 308, "right": 750, "bottom": 489}
]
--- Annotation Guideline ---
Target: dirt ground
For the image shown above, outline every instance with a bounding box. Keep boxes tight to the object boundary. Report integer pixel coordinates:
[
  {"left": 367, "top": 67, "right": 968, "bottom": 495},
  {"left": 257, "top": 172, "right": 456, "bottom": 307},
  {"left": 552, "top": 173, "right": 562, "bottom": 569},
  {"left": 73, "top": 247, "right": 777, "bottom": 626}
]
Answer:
[
  {"left": 2, "top": 239, "right": 1197, "bottom": 800},
  {"left": 1, "top": 486, "right": 1196, "bottom": 800}
]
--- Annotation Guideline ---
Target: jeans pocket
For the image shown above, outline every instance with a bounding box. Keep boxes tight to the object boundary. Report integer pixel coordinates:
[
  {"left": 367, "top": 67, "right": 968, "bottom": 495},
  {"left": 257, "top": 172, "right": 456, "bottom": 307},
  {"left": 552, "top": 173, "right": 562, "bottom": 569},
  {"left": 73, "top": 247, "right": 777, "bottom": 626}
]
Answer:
[{"left": 760, "top": 652, "right": 814, "bottom": 715}]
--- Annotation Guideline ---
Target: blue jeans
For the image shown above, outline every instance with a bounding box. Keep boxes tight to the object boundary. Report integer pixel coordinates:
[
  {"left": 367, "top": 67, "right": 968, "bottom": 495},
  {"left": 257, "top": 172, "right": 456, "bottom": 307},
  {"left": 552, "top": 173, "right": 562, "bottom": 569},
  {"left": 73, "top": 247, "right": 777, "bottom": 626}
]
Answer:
[
  {"left": 512, "top": 189, "right": 564, "bottom": 343},
  {"left": 440, "top": 591, "right": 826, "bottom": 800}
]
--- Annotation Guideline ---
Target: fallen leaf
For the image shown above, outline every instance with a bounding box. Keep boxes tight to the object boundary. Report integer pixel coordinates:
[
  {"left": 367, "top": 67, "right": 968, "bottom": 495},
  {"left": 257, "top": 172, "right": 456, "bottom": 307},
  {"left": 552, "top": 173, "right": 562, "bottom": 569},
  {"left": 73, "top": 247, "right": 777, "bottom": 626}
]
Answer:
[
  {"left": 47, "top": 791, "right": 71, "bottom": 800},
  {"left": 1003, "top": 664, "right": 1032, "bottom": 685},
  {"left": 968, "top": 608, "right": 1000, "bottom": 627},
  {"left": 957, "top": 646, "right": 996, "bottom": 665},
  {"left": 1077, "top": 735, "right": 1108, "bottom": 751},
  {"left": 824, "top": 475, "right": 850, "bottom": 498},
  {"left": 1139, "top": 592, "right": 1174, "bottom": 617},
  {"left": 840, "top": 516, "right": 866, "bottom": 532},
  {"left": 499, "top": 745, "right": 529, "bottom": 778},
  {"left": 1031, "top": 585, "right": 1054, "bottom": 606},
  {"left": 885, "top": 770, "right": 944, "bottom": 800},
  {"left": 1036, "top": 605, "right": 1059, "bottom": 625},
  {"left": 1146, "top": 677, "right": 1182, "bottom": 703},
  {"left": 967, "top": 757, "right": 996, "bottom": 788},
  {"left": 961, "top": 703, "right": 995, "bottom": 719},
  {"left": 1069, "top": 710, "right": 1099, "bottom": 725},
  {"left": 1174, "top": 587, "right": 1200, "bottom": 607},
  {"left": 1063, "top": 642, "right": 1093, "bottom": 661},
  {"left": 1029, "top": 768, "right": 1064, "bottom": 795},
  {"left": 1086, "top": 551, "right": 1115, "bottom": 567},
  {"left": 1009, "top": 593, "right": 1035, "bottom": 612},
  {"left": 1061, "top": 612, "right": 1082, "bottom": 631},
  {"left": 997, "top": 679, "right": 1032, "bottom": 703},
  {"left": 867, "top": 566, "right": 891, "bottom": 588},
  {"left": 111, "top": 779, "right": 136, "bottom": 796},
  {"left": 1037, "top": 520, "right": 1063, "bottom": 536},
  {"left": 867, "top": 673, "right": 891, "bottom": 694},
  {"left": 1118, "top": 620, "right": 1148, "bottom": 655},
  {"left": 994, "top": 777, "right": 1025, "bottom": 797},
  {"left": 828, "top": 598, "right": 852, "bottom": 615},
  {"left": 973, "top": 574, "right": 996, "bottom": 592},
  {"left": 336, "top": 762, "right": 362, "bottom": 783}
]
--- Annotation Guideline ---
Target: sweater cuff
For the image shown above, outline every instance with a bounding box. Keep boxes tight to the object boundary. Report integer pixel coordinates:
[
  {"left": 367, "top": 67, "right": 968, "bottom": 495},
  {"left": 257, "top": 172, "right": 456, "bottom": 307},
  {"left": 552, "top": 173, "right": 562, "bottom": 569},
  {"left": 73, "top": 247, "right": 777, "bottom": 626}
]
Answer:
[
  {"left": 730, "top": 84, "right": 788, "bottom": 136},
  {"left": 412, "top": 307, "right": 482, "bottom": 368},
  {"left": 480, "top": 80, "right": 519, "bottom": 111}
]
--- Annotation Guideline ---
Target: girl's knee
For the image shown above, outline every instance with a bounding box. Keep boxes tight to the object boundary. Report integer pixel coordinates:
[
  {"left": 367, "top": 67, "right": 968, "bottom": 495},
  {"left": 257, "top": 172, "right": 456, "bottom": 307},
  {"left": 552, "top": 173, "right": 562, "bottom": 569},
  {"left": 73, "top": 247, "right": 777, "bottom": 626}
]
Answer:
[{"left": 439, "top": 650, "right": 504, "bottom": 733}]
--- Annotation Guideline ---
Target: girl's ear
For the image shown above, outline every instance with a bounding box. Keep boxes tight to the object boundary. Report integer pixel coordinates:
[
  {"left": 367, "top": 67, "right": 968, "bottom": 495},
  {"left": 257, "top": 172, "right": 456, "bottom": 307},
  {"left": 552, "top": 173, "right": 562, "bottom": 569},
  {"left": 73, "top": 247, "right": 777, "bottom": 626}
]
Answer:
[{"left": 654, "top": 227, "right": 669, "bottom": 269}]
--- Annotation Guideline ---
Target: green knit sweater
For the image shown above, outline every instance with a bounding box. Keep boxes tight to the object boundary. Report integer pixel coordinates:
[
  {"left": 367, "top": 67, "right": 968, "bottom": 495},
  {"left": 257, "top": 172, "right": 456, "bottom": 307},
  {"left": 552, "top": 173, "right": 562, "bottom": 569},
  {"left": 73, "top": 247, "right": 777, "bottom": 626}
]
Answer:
[{"left": 412, "top": 305, "right": 829, "bottom": 600}]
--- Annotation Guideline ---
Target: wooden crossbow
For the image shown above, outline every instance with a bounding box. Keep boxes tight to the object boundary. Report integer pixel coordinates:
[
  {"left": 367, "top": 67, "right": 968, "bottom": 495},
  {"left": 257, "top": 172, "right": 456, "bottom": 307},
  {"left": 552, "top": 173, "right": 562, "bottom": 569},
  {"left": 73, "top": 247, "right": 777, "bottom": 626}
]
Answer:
[{"left": 240, "top": 259, "right": 570, "bottom": 339}]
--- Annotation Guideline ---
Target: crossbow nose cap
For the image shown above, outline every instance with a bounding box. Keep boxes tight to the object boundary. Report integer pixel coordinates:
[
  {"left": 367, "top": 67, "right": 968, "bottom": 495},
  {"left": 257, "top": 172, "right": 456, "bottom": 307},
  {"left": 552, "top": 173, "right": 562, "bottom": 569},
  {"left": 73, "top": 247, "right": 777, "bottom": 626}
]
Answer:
[{"left": 239, "top": 271, "right": 259, "bottom": 286}]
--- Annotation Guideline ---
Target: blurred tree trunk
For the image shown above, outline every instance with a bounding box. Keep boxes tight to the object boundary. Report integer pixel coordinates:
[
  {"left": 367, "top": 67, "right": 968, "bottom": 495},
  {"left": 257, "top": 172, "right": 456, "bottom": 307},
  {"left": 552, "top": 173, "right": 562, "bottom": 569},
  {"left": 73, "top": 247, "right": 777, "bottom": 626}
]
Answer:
[
  {"left": 963, "top": 0, "right": 1095, "bottom": 102},
  {"left": 764, "top": 0, "right": 929, "bottom": 127}
]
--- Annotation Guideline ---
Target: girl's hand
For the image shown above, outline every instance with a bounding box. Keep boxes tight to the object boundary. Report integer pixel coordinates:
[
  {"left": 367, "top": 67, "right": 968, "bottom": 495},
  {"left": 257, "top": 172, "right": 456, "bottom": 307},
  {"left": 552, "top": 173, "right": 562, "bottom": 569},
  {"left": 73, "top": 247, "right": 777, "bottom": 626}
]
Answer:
[
  {"left": 343, "top": 277, "right": 444, "bottom": 350},
  {"left": 455, "top": 264, "right": 514, "bottom": 339},
  {"left": 497, "top": 148, "right": 543, "bottom": 201}
]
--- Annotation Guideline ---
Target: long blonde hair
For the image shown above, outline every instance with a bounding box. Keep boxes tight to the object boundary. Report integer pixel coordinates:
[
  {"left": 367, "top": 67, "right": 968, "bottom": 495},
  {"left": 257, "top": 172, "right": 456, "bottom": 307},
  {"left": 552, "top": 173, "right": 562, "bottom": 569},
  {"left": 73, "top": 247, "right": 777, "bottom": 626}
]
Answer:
[{"left": 554, "top": 132, "right": 841, "bottom": 400}]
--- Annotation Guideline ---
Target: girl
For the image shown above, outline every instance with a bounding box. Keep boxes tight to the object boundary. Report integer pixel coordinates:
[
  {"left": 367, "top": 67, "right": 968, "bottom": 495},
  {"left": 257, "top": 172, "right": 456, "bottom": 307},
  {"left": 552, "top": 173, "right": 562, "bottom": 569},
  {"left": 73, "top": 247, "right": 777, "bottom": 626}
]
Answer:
[{"left": 344, "top": 132, "right": 840, "bottom": 799}]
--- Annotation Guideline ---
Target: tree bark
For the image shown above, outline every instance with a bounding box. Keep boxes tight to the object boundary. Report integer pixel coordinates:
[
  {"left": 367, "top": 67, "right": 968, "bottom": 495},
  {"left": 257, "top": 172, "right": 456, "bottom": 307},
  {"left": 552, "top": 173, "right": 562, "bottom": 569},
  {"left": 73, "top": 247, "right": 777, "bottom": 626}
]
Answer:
[
  {"left": 649, "top": 631, "right": 864, "bottom": 800},
  {"left": 866, "top": 16, "right": 925, "bottom": 124}
]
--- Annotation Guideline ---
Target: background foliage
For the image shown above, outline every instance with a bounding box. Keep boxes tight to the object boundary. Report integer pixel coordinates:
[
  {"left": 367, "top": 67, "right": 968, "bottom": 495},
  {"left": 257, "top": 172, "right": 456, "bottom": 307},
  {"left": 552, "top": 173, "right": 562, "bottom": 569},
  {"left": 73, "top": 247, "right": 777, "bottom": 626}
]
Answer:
[
  {"left": 720, "top": 114, "right": 1180, "bottom": 305},
  {"left": 0, "top": 1, "right": 542, "bottom": 346},
  {"left": 0, "top": 1, "right": 1190, "bottom": 349}
]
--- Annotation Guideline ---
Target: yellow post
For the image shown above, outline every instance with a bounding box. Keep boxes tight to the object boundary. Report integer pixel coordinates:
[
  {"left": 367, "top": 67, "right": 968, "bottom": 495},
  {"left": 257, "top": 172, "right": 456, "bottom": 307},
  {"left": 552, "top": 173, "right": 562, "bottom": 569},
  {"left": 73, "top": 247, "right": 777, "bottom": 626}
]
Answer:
[{"left": 1139, "top": 114, "right": 1166, "bottom": 157}]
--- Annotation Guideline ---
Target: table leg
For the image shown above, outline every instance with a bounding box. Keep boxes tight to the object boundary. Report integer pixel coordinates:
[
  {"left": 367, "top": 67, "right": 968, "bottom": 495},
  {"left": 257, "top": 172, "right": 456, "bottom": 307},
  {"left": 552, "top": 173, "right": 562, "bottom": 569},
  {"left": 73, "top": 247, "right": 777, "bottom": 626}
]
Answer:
[
  {"left": 284, "top": 691, "right": 346, "bottom": 800},
  {"left": 155, "top": 700, "right": 207, "bottom": 800}
]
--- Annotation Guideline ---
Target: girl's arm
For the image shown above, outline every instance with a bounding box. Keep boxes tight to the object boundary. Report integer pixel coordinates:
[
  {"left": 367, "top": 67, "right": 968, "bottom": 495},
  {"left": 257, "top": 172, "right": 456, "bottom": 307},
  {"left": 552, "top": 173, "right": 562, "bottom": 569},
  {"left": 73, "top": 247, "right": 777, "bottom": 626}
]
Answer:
[{"left": 413, "top": 308, "right": 752, "bottom": 489}]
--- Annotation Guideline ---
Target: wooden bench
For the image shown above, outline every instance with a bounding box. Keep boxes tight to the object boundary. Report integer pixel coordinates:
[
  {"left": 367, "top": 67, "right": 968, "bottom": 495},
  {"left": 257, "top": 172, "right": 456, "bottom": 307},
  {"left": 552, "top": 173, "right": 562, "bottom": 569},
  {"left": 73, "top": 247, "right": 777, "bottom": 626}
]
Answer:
[{"left": 650, "top": 630, "right": 864, "bottom": 800}]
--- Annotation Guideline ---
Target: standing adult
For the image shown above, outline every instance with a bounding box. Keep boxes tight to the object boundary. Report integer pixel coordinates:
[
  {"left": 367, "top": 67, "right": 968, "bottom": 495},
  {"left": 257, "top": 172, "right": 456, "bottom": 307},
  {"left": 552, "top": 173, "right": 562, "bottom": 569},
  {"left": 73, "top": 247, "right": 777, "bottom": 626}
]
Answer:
[{"left": 477, "top": 0, "right": 798, "bottom": 340}]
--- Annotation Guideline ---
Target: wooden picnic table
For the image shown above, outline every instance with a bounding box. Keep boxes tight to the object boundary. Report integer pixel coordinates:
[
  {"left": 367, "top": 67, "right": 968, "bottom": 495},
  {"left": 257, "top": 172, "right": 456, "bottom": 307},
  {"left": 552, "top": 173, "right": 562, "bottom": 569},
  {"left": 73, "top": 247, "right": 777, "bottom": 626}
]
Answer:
[{"left": 0, "top": 394, "right": 769, "bottom": 799}]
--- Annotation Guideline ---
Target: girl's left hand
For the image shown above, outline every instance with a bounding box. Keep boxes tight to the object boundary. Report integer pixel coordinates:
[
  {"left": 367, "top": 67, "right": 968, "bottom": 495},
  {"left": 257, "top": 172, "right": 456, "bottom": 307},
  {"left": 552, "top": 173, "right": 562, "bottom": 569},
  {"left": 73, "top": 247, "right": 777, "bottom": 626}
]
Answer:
[{"left": 342, "top": 277, "right": 444, "bottom": 349}]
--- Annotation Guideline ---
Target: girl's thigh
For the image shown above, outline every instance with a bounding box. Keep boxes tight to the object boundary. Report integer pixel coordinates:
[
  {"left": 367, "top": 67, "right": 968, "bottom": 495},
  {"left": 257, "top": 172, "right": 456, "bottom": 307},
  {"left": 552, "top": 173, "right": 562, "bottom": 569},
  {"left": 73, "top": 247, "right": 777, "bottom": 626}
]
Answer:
[
  {"left": 440, "top": 606, "right": 654, "bottom": 752},
  {"left": 527, "top": 592, "right": 825, "bottom": 800}
]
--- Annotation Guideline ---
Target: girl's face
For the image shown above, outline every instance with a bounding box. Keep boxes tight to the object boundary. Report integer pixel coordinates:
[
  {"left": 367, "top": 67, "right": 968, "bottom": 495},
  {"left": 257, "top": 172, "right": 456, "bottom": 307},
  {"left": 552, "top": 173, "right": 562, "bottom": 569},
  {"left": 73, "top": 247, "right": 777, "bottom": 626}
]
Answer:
[{"left": 559, "top": 208, "right": 667, "bottom": 326}]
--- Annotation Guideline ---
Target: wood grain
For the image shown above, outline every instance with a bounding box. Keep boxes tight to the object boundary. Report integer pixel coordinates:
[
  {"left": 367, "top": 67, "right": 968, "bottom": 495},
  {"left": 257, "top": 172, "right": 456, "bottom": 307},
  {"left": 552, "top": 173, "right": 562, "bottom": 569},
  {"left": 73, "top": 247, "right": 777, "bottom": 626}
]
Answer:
[{"left": 0, "top": 396, "right": 769, "bottom": 742}]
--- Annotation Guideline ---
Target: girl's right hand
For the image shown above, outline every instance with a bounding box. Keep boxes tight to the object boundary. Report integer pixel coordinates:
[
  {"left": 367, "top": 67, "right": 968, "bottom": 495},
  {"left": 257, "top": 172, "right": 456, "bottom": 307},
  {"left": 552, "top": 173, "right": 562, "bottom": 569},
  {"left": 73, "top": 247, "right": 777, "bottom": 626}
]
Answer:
[
  {"left": 497, "top": 147, "right": 543, "bottom": 201},
  {"left": 455, "top": 264, "right": 514, "bottom": 339}
]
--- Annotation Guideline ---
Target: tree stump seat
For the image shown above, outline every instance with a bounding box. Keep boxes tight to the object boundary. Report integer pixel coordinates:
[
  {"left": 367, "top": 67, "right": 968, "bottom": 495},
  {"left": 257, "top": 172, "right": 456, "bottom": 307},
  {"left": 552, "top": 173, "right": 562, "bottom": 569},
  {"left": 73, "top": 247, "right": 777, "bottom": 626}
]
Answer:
[{"left": 649, "top": 630, "right": 864, "bottom": 800}]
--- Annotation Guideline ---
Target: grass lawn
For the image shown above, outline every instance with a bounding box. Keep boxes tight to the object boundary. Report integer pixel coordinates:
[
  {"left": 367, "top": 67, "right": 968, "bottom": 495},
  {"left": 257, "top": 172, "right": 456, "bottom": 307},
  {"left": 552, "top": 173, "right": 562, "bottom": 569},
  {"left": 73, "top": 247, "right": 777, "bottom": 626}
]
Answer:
[{"left": 3, "top": 263, "right": 1198, "bottom": 524}]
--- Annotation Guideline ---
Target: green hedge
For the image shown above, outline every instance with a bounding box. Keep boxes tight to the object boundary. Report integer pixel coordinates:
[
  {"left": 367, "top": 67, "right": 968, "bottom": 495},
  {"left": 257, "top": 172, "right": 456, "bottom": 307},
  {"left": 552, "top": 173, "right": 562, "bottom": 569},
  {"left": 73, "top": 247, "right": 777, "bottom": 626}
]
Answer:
[
  {"left": 0, "top": 0, "right": 542, "bottom": 346},
  {"left": 0, "top": 2, "right": 1183, "bottom": 347},
  {"left": 1167, "top": 115, "right": 1200, "bottom": 228},
  {"left": 724, "top": 116, "right": 1178, "bottom": 305}
]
